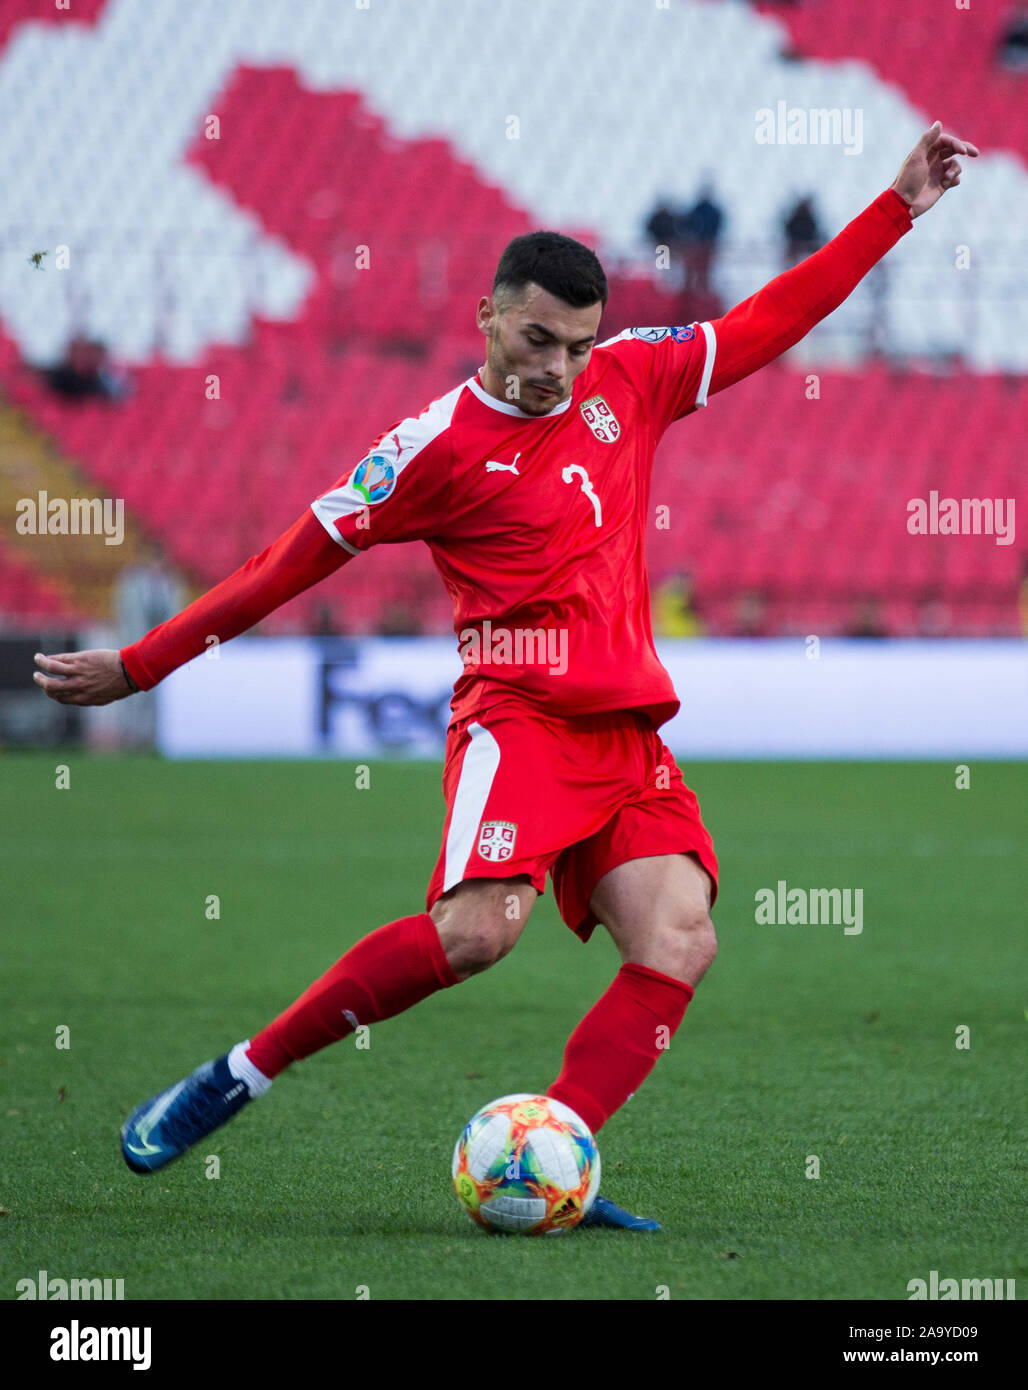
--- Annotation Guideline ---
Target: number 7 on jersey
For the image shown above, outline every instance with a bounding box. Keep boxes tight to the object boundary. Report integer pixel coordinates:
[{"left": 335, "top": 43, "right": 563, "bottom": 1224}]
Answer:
[{"left": 561, "top": 463, "right": 603, "bottom": 527}]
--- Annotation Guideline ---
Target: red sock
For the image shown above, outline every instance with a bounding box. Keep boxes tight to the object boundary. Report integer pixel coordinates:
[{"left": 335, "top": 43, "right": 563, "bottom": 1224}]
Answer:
[
  {"left": 246, "top": 913, "right": 458, "bottom": 1077},
  {"left": 547, "top": 962, "right": 694, "bottom": 1134}
]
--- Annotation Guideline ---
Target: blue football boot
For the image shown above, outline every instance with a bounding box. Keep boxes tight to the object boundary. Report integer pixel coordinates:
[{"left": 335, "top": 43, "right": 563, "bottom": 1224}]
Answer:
[
  {"left": 121, "top": 1053, "right": 253, "bottom": 1174},
  {"left": 581, "top": 1194, "right": 661, "bottom": 1231}
]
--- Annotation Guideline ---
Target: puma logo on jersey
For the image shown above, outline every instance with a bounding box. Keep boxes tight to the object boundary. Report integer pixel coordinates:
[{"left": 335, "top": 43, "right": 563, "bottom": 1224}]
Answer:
[
  {"left": 388, "top": 431, "right": 410, "bottom": 461},
  {"left": 485, "top": 452, "right": 521, "bottom": 475}
]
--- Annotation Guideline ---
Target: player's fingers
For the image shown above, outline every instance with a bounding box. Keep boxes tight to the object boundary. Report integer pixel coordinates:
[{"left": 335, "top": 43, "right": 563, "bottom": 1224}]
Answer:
[
  {"left": 944, "top": 135, "right": 979, "bottom": 157},
  {"left": 935, "top": 134, "right": 966, "bottom": 156},
  {"left": 936, "top": 133, "right": 979, "bottom": 159},
  {"left": 33, "top": 671, "right": 78, "bottom": 697},
  {"left": 34, "top": 651, "right": 78, "bottom": 674},
  {"left": 33, "top": 669, "right": 63, "bottom": 690},
  {"left": 920, "top": 120, "right": 943, "bottom": 149}
]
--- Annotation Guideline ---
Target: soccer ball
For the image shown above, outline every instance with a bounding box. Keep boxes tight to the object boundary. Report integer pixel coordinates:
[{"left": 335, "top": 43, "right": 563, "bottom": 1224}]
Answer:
[{"left": 452, "top": 1093, "right": 601, "bottom": 1235}]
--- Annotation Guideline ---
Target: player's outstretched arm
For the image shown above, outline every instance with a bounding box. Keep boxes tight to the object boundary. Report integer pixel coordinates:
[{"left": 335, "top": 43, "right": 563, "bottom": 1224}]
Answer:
[
  {"left": 33, "top": 508, "right": 352, "bottom": 706},
  {"left": 706, "top": 122, "right": 978, "bottom": 398}
]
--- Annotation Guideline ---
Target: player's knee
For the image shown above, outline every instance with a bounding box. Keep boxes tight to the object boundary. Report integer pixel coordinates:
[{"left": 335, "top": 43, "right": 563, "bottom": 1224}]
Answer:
[
  {"left": 665, "top": 906, "right": 717, "bottom": 978},
  {"left": 439, "top": 919, "right": 520, "bottom": 979},
  {"left": 431, "top": 883, "right": 530, "bottom": 980},
  {"left": 686, "top": 911, "right": 716, "bottom": 978},
  {"left": 461, "top": 924, "right": 519, "bottom": 977}
]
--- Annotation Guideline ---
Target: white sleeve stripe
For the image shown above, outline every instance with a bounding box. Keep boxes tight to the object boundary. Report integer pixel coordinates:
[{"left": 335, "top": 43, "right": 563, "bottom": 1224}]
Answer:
[
  {"left": 595, "top": 327, "right": 633, "bottom": 349},
  {"left": 695, "top": 320, "right": 717, "bottom": 408},
  {"left": 310, "top": 379, "right": 464, "bottom": 539},
  {"left": 309, "top": 500, "right": 361, "bottom": 555}
]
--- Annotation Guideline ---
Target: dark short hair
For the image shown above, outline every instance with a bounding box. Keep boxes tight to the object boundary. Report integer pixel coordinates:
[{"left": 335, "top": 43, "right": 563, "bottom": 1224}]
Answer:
[{"left": 493, "top": 231, "right": 608, "bottom": 309}]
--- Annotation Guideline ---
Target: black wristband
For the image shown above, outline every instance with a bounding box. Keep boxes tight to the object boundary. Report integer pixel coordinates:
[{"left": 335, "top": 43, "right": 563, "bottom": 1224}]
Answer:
[{"left": 120, "top": 659, "right": 140, "bottom": 694}]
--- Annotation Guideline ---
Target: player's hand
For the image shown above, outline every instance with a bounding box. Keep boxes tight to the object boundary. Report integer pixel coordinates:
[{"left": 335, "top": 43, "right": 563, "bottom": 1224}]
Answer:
[
  {"left": 891, "top": 121, "right": 979, "bottom": 219},
  {"left": 33, "top": 649, "right": 135, "bottom": 705}
]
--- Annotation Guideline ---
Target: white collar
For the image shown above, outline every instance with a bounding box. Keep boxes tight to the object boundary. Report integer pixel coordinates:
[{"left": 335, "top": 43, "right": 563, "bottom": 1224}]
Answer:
[{"left": 465, "top": 371, "right": 575, "bottom": 418}]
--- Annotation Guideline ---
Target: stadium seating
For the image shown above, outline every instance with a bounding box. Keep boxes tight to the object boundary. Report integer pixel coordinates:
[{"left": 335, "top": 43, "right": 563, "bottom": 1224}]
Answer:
[
  {"left": 0, "top": 0, "right": 1024, "bottom": 637},
  {"left": 0, "top": 532, "right": 88, "bottom": 628},
  {"left": 753, "top": 0, "right": 1028, "bottom": 168}
]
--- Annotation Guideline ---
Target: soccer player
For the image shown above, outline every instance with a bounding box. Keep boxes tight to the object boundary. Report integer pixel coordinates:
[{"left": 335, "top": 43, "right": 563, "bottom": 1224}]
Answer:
[{"left": 35, "top": 123, "right": 975, "bottom": 1230}]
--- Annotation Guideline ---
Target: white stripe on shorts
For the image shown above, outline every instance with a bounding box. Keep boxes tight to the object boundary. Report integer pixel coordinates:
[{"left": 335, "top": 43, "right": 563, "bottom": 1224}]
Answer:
[{"left": 443, "top": 721, "right": 501, "bottom": 892}]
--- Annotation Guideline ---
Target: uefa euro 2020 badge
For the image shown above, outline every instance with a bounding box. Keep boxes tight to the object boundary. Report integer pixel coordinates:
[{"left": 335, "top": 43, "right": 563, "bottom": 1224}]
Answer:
[{"left": 350, "top": 453, "right": 396, "bottom": 504}]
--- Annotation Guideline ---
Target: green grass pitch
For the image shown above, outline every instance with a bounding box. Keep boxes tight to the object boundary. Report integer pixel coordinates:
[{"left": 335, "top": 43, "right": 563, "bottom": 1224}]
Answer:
[{"left": 1, "top": 754, "right": 1023, "bottom": 1300}]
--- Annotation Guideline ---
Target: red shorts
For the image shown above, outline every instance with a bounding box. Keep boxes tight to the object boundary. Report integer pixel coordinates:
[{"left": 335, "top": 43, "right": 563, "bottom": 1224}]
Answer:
[{"left": 425, "top": 698, "right": 718, "bottom": 941}]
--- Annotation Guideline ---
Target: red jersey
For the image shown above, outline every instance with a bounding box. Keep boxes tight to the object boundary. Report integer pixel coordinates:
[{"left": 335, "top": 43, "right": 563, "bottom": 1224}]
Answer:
[
  {"left": 121, "top": 189, "right": 912, "bottom": 726},
  {"left": 310, "top": 321, "right": 715, "bottom": 725}
]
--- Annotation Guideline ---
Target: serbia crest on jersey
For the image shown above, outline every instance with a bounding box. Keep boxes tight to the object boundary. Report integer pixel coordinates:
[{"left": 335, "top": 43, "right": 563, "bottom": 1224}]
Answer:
[{"left": 579, "top": 394, "right": 620, "bottom": 443}]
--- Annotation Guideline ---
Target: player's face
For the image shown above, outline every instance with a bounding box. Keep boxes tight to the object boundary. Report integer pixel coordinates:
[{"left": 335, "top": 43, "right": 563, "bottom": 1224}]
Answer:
[{"left": 477, "top": 283, "right": 602, "bottom": 416}]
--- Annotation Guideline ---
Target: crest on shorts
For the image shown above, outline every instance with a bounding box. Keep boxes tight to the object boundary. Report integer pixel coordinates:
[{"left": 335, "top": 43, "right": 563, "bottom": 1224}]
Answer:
[
  {"left": 579, "top": 394, "right": 620, "bottom": 443},
  {"left": 477, "top": 820, "right": 518, "bottom": 862}
]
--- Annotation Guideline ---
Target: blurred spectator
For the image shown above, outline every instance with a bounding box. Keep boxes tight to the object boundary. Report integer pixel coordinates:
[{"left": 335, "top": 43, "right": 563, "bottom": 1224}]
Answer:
[
  {"left": 997, "top": 7, "right": 1028, "bottom": 70},
  {"left": 314, "top": 603, "right": 340, "bottom": 636},
  {"left": 643, "top": 185, "right": 724, "bottom": 321},
  {"left": 115, "top": 542, "right": 184, "bottom": 745},
  {"left": 645, "top": 197, "right": 681, "bottom": 253},
  {"left": 916, "top": 591, "right": 953, "bottom": 637},
  {"left": 733, "top": 589, "right": 770, "bottom": 636},
  {"left": 378, "top": 601, "right": 423, "bottom": 636},
  {"left": 783, "top": 196, "right": 823, "bottom": 266},
  {"left": 116, "top": 542, "right": 184, "bottom": 649},
  {"left": 653, "top": 571, "right": 705, "bottom": 637},
  {"left": 43, "top": 335, "right": 132, "bottom": 402},
  {"left": 846, "top": 597, "right": 887, "bottom": 638},
  {"left": 679, "top": 184, "right": 724, "bottom": 295}
]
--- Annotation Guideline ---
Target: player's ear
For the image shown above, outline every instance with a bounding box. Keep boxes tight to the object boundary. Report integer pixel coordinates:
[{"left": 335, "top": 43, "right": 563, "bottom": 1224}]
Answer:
[{"left": 476, "top": 295, "right": 495, "bottom": 335}]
